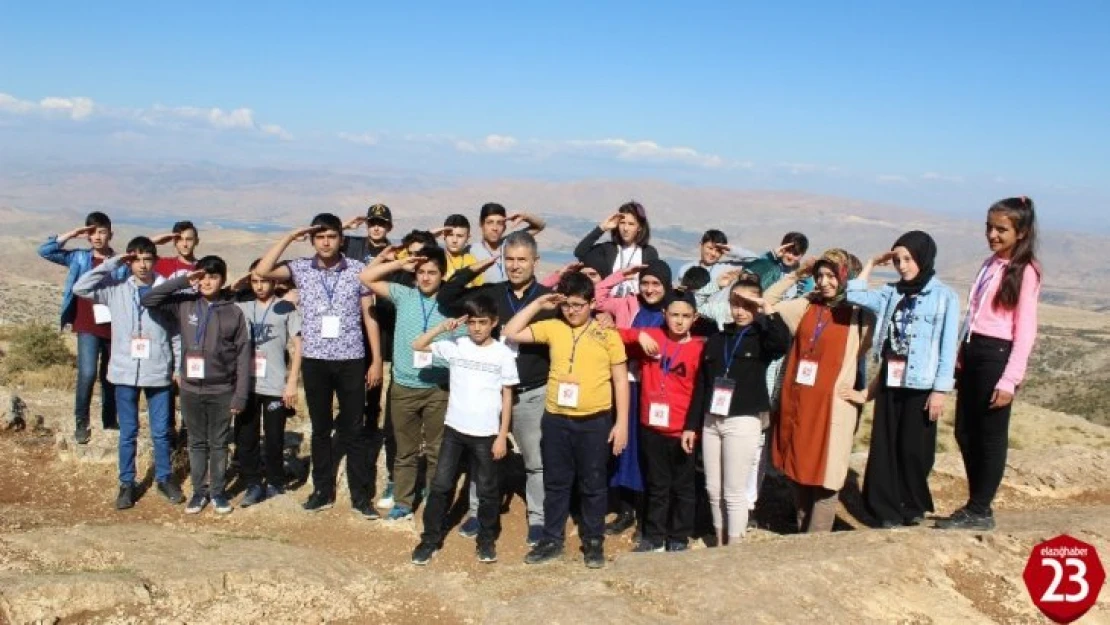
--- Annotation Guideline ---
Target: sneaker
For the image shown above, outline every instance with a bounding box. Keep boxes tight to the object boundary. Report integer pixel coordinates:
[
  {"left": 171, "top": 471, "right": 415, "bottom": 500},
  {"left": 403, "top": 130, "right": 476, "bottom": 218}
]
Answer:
[
  {"left": 666, "top": 540, "right": 689, "bottom": 552},
  {"left": 935, "top": 508, "right": 995, "bottom": 531},
  {"left": 386, "top": 505, "right": 414, "bottom": 521},
  {"left": 212, "top": 495, "right": 233, "bottom": 515},
  {"left": 605, "top": 510, "right": 635, "bottom": 536},
  {"left": 903, "top": 515, "right": 925, "bottom": 527},
  {"left": 458, "top": 516, "right": 480, "bottom": 538},
  {"left": 477, "top": 543, "right": 498, "bottom": 564},
  {"left": 524, "top": 540, "right": 564, "bottom": 565},
  {"left": 156, "top": 481, "right": 185, "bottom": 504},
  {"left": 115, "top": 484, "right": 135, "bottom": 510},
  {"left": 302, "top": 491, "right": 335, "bottom": 512},
  {"left": 75, "top": 427, "right": 91, "bottom": 445},
  {"left": 353, "top": 502, "right": 381, "bottom": 520},
  {"left": 240, "top": 484, "right": 266, "bottom": 508},
  {"left": 264, "top": 484, "right": 285, "bottom": 499},
  {"left": 526, "top": 524, "right": 545, "bottom": 547},
  {"left": 633, "top": 539, "right": 664, "bottom": 553},
  {"left": 411, "top": 541, "right": 438, "bottom": 566},
  {"left": 583, "top": 539, "right": 606, "bottom": 569},
  {"left": 376, "top": 482, "right": 395, "bottom": 509},
  {"left": 185, "top": 493, "right": 209, "bottom": 515}
]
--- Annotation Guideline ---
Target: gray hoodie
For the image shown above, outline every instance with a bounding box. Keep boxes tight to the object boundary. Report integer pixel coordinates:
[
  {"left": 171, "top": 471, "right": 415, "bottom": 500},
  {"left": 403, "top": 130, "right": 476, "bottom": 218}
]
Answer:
[{"left": 72, "top": 256, "right": 175, "bottom": 388}]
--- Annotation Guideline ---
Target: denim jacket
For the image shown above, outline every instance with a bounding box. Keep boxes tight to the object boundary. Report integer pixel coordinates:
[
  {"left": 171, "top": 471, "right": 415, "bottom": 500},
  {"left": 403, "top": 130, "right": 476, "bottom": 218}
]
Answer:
[
  {"left": 845, "top": 276, "right": 960, "bottom": 392},
  {"left": 38, "top": 235, "right": 129, "bottom": 329}
]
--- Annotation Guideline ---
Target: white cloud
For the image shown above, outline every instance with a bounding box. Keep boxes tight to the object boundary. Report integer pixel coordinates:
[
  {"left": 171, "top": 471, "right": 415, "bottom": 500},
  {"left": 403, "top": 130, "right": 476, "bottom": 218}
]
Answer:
[
  {"left": 338, "top": 132, "right": 379, "bottom": 146},
  {"left": 482, "top": 134, "right": 518, "bottom": 152},
  {"left": 567, "top": 138, "right": 726, "bottom": 168},
  {"left": 921, "top": 171, "right": 964, "bottom": 183},
  {"left": 0, "top": 92, "right": 95, "bottom": 120},
  {"left": 776, "top": 162, "right": 841, "bottom": 175},
  {"left": 261, "top": 123, "right": 293, "bottom": 140},
  {"left": 877, "top": 174, "right": 909, "bottom": 184}
]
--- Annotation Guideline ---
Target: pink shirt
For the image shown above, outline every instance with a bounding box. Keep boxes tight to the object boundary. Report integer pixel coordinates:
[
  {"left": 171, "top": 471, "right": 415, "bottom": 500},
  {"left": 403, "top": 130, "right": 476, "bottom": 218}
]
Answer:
[
  {"left": 965, "top": 255, "right": 1041, "bottom": 395},
  {"left": 594, "top": 271, "right": 641, "bottom": 328}
]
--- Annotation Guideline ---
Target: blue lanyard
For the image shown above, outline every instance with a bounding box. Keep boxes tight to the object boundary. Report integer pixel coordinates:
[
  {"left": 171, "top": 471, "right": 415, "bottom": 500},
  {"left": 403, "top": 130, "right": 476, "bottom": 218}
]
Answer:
[
  {"left": 723, "top": 326, "right": 751, "bottom": 376},
  {"left": 194, "top": 300, "right": 215, "bottom": 345},
  {"left": 506, "top": 282, "right": 539, "bottom": 316},
  {"left": 805, "top": 307, "right": 831, "bottom": 355},
  {"left": 132, "top": 285, "right": 148, "bottom": 334},
  {"left": 418, "top": 295, "right": 435, "bottom": 332},
  {"left": 659, "top": 337, "right": 684, "bottom": 391},
  {"left": 483, "top": 241, "right": 504, "bottom": 278},
  {"left": 321, "top": 268, "right": 341, "bottom": 309},
  {"left": 252, "top": 300, "right": 273, "bottom": 344}
]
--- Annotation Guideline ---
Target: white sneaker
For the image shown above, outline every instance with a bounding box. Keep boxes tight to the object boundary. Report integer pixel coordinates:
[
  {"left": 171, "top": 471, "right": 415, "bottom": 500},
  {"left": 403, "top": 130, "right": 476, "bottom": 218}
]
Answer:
[{"left": 376, "top": 482, "right": 395, "bottom": 509}]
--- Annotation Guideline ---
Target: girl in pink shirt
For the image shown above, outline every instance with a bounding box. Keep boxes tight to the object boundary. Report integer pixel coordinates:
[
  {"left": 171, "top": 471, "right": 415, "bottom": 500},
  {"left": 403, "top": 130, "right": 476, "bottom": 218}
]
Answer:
[{"left": 937, "top": 197, "right": 1041, "bottom": 532}]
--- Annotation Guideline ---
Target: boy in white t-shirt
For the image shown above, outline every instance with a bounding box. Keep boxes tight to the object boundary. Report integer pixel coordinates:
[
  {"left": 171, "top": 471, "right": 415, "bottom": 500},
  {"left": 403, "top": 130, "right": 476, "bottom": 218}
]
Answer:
[{"left": 409, "top": 295, "right": 518, "bottom": 565}]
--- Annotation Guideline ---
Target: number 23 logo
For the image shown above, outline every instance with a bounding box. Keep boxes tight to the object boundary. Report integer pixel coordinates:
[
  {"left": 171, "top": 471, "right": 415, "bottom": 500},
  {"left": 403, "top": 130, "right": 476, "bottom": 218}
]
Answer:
[{"left": 1040, "top": 558, "right": 1089, "bottom": 603}]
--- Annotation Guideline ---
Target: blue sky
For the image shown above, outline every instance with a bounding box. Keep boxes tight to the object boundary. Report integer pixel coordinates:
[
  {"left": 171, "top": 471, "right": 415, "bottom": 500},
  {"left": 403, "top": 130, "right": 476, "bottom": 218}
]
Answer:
[{"left": 1, "top": 1, "right": 1108, "bottom": 229}]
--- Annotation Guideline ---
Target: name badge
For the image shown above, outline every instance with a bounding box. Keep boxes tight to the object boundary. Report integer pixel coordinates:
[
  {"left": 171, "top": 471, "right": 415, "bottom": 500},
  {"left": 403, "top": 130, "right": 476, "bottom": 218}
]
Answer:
[
  {"left": 413, "top": 351, "right": 433, "bottom": 369},
  {"left": 796, "top": 359, "right": 819, "bottom": 386},
  {"left": 648, "top": 402, "right": 671, "bottom": 427},
  {"left": 254, "top": 351, "right": 268, "bottom": 378},
  {"left": 130, "top": 337, "right": 151, "bottom": 360},
  {"left": 93, "top": 304, "right": 112, "bottom": 324},
  {"left": 320, "top": 315, "right": 341, "bottom": 339},
  {"left": 886, "top": 357, "right": 907, "bottom": 388},
  {"left": 557, "top": 376, "right": 580, "bottom": 408},
  {"left": 710, "top": 377, "right": 736, "bottom": 416},
  {"left": 186, "top": 355, "right": 206, "bottom": 379}
]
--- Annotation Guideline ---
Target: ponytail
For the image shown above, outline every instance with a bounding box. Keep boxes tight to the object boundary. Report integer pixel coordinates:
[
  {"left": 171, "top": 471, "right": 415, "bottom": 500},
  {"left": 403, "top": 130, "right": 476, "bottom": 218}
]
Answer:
[{"left": 989, "top": 196, "right": 1040, "bottom": 310}]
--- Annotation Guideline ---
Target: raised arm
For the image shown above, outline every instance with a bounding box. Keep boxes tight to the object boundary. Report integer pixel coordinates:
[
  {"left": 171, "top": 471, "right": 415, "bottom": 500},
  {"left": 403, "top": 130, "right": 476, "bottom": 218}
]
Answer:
[
  {"left": 360, "top": 252, "right": 422, "bottom": 300},
  {"left": 502, "top": 293, "right": 564, "bottom": 343},
  {"left": 73, "top": 254, "right": 129, "bottom": 301},
  {"left": 38, "top": 226, "right": 93, "bottom": 265},
  {"left": 412, "top": 317, "right": 466, "bottom": 352},
  {"left": 508, "top": 212, "right": 546, "bottom": 237},
  {"left": 574, "top": 213, "right": 619, "bottom": 260},
  {"left": 255, "top": 226, "right": 322, "bottom": 281},
  {"left": 436, "top": 255, "right": 499, "bottom": 311}
]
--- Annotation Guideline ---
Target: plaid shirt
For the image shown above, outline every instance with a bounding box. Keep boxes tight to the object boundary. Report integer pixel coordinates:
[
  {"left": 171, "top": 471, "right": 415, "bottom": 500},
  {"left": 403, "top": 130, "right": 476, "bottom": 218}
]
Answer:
[{"left": 288, "top": 255, "right": 371, "bottom": 361}]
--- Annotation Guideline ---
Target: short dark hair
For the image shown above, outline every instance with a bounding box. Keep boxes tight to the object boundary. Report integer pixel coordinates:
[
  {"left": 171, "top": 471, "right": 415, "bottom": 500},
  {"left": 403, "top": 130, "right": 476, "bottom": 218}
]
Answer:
[
  {"left": 417, "top": 246, "right": 447, "bottom": 274},
  {"left": 556, "top": 272, "right": 595, "bottom": 301},
  {"left": 125, "top": 236, "right": 157, "bottom": 257},
  {"left": 679, "top": 266, "right": 711, "bottom": 292},
  {"left": 401, "top": 229, "right": 437, "bottom": 250},
  {"left": 610, "top": 201, "right": 651, "bottom": 247},
  {"left": 701, "top": 229, "right": 728, "bottom": 245},
  {"left": 463, "top": 295, "right": 499, "bottom": 320},
  {"left": 479, "top": 203, "right": 507, "bottom": 224},
  {"left": 248, "top": 258, "right": 262, "bottom": 272},
  {"left": 85, "top": 211, "right": 112, "bottom": 230},
  {"left": 781, "top": 232, "right": 809, "bottom": 255},
  {"left": 731, "top": 272, "right": 763, "bottom": 295},
  {"left": 443, "top": 214, "right": 471, "bottom": 230},
  {"left": 310, "top": 213, "right": 343, "bottom": 234},
  {"left": 172, "top": 220, "right": 197, "bottom": 236},
  {"left": 195, "top": 255, "right": 228, "bottom": 280}
]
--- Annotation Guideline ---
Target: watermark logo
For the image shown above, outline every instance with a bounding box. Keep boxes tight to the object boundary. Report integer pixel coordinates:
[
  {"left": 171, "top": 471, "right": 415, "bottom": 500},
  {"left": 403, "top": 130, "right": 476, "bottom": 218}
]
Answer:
[{"left": 1023, "top": 534, "right": 1105, "bottom": 623}]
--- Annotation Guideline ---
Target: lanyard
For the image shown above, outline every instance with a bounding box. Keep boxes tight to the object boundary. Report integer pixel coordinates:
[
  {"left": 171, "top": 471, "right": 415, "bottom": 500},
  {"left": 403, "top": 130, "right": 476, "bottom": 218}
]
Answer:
[
  {"left": 321, "top": 267, "right": 341, "bottom": 309},
  {"left": 805, "top": 306, "right": 831, "bottom": 356},
  {"left": 483, "top": 241, "right": 504, "bottom": 278},
  {"left": 132, "top": 284, "right": 148, "bottom": 334},
  {"left": 418, "top": 295, "right": 435, "bottom": 332},
  {"left": 506, "top": 282, "right": 538, "bottom": 316},
  {"left": 723, "top": 326, "right": 752, "bottom": 376},
  {"left": 252, "top": 299, "right": 274, "bottom": 344},
  {"left": 658, "top": 338, "right": 684, "bottom": 391},
  {"left": 194, "top": 300, "right": 215, "bottom": 345},
  {"left": 617, "top": 245, "right": 639, "bottom": 270},
  {"left": 566, "top": 320, "right": 594, "bottom": 374}
]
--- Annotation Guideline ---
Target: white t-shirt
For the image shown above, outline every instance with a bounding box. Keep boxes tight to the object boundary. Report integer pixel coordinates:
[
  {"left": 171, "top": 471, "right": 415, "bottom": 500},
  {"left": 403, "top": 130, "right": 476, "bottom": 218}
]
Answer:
[
  {"left": 611, "top": 245, "right": 643, "bottom": 297},
  {"left": 431, "top": 336, "right": 519, "bottom": 436}
]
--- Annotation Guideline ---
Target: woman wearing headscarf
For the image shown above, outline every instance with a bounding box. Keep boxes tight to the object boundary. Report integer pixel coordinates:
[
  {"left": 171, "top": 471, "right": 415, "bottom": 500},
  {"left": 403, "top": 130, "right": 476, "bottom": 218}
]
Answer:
[
  {"left": 743, "top": 249, "right": 875, "bottom": 533},
  {"left": 845, "top": 231, "right": 960, "bottom": 528}
]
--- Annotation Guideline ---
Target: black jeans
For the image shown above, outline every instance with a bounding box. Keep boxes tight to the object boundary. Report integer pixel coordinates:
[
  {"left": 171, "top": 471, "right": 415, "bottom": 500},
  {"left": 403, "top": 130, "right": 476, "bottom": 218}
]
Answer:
[
  {"left": 639, "top": 427, "right": 696, "bottom": 543},
  {"left": 235, "top": 393, "right": 290, "bottom": 488},
  {"left": 863, "top": 379, "right": 936, "bottom": 524},
  {"left": 302, "top": 357, "right": 373, "bottom": 506},
  {"left": 420, "top": 426, "right": 501, "bottom": 546},
  {"left": 180, "top": 390, "right": 232, "bottom": 497},
  {"left": 954, "top": 335, "right": 1014, "bottom": 516},
  {"left": 541, "top": 411, "right": 611, "bottom": 544}
]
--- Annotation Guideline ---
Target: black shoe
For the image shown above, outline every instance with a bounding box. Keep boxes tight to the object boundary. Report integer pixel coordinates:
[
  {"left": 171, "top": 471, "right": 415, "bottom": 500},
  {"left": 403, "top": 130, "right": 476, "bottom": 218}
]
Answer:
[
  {"left": 156, "top": 481, "right": 185, "bottom": 505},
  {"left": 524, "top": 540, "right": 564, "bottom": 565},
  {"left": 665, "top": 539, "right": 689, "bottom": 552},
  {"left": 302, "top": 491, "right": 335, "bottom": 512},
  {"left": 353, "top": 502, "right": 381, "bottom": 520},
  {"left": 583, "top": 539, "right": 605, "bottom": 569},
  {"left": 878, "top": 519, "right": 900, "bottom": 529},
  {"left": 903, "top": 515, "right": 925, "bottom": 527},
  {"left": 411, "top": 541, "right": 438, "bottom": 566},
  {"left": 115, "top": 483, "right": 135, "bottom": 510},
  {"left": 935, "top": 508, "right": 995, "bottom": 531},
  {"left": 477, "top": 542, "right": 497, "bottom": 564},
  {"left": 75, "top": 427, "right": 91, "bottom": 445},
  {"left": 604, "top": 511, "right": 635, "bottom": 536},
  {"left": 632, "top": 539, "right": 664, "bottom": 553}
]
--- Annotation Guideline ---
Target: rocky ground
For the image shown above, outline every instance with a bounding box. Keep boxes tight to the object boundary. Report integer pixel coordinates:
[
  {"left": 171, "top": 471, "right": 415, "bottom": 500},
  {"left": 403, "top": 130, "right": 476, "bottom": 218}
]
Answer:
[{"left": 1, "top": 384, "right": 1109, "bottom": 624}]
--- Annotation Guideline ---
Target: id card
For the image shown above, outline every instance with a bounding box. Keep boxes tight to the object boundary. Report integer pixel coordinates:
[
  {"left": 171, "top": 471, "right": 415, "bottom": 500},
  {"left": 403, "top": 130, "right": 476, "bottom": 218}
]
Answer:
[
  {"left": 413, "top": 350, "right": 433, "bottom": 369},
  {"left": 796, "top": 359, "right": 819, "bottom": 386},
  {"left": 556, "top": 375, "right": 580, "bottom": 409},
  {"left": 710, "top": 377, "right": 736, "bottom": 416},
  {"left": 93, "top": 304, "right": 112, "bottom": 324},
  {"left": 648, "top": 401, "right": 671, "bottom": 427},
  {"left": 254, "top": 351, "right": 268, "bottom": 378},
  {"left": 320, "top": 315, "right": 341, "bottom": 338},
  {"left": 186, "top": 354, "right": 206, "bottom": 379},
  {"left": 130, "top": 337, "right": 151, "bottom": 360},
  {"left": 886, "top": 357, "right": 907, "bottom": 388}
]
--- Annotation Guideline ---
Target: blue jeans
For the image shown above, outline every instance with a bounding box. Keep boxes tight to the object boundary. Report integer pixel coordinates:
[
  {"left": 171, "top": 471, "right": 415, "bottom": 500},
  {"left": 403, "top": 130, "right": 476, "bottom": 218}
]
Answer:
[
  {"left": 116, "top": 385, "right": 174, "bottom": 486},
  {"left": 75, "top": 333, "right": 116, "bottom": 430},
  {"left": 541, "top": 411, "right": 612, "bottom": 544}
]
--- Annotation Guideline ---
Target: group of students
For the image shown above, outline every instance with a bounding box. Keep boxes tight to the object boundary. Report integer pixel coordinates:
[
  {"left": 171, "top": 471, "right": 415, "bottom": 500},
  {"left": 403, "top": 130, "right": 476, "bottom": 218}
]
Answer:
[{"left": 38, "top": 195, "right": 1041, "bottom": 568}]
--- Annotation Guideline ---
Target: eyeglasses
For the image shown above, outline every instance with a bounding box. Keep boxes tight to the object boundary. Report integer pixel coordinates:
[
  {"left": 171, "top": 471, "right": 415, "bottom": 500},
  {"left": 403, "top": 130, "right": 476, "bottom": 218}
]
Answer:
[{"left": 559, "top": 301, "right": 589, "bottom": 312}]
